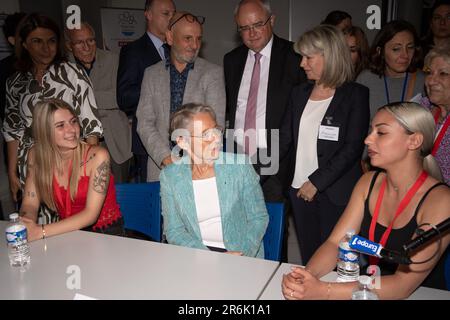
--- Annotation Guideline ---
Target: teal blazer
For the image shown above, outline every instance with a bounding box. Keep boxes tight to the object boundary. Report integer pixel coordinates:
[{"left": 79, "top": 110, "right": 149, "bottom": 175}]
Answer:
[{"left": 160, "top": 152, "right": 268, "bottom": 258}]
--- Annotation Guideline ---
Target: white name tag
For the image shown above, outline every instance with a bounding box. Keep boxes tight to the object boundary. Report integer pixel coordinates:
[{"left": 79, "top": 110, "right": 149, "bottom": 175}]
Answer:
[{"left": 318, "top": 125, "right": 339, "bottom": 141}]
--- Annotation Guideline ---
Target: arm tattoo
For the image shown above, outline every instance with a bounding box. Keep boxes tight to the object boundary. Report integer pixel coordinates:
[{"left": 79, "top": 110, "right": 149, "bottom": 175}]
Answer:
[{"left": 93, "top": 160, "right": 110, "bottom": 195}]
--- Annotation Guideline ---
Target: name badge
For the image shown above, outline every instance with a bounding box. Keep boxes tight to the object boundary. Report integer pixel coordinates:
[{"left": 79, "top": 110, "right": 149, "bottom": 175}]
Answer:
[{"left": 319, "top": 125, "right": 339, "bottom": 141}]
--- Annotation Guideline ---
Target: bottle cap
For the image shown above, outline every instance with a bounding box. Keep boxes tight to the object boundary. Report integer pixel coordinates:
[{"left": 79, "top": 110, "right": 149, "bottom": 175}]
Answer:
[
  {"left": 9, "top": 213, "right": 19, "bottom": 220},
  {"left": 359, "top": 275, "right": 372, "bottom": 286},
  {"left": 346, "top": 229, "right": 355, "bottom": 236}
]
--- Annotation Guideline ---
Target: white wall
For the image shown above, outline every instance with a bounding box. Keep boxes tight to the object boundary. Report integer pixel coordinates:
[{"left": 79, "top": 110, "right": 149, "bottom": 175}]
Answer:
[
  {"left": 0, "top": 0, "right": 20, "bottom": 13},
  {"left": 291, "top": 0, "right": 384, "bottom": 45},
  {"left": 107, "top": 0, "right": 291, "bottom": 66},
  {"left": 397, "top": 0, "right": 423, "bottom": 35},
  {"left": 10, "top": 0, "right": 426, "bottom": 64}
]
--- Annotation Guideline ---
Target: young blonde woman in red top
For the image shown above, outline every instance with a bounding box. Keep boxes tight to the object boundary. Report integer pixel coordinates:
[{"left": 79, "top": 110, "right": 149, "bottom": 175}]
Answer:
[{"left": 20, "top": 99, "right": 123, "bottom": 241}]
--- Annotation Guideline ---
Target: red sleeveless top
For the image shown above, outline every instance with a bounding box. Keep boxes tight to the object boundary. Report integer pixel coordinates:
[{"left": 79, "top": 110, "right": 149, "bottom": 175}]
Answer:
[{"left": 52, "top": 147, "right": 122, "bottom": 230}]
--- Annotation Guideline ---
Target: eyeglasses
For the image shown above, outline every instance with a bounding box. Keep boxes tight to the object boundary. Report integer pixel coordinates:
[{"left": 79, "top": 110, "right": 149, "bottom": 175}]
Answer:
[
  {"left": 423, "top": 67, "right": 450, "bottom": 80},
  {"left": 71, "top": 38, "right": 96, "bottom": 49},
  {"left": 168, "top": 14, "right": 206, "bottom": 30},
  {"left": 190, "top": 126, "right": 223, "bottom": 141},
  {"left": 237, "top": 15, "right": 272, "bottom": 33},
  {"left": 432, "top": 14, "right": 450, "bottom": 23}
]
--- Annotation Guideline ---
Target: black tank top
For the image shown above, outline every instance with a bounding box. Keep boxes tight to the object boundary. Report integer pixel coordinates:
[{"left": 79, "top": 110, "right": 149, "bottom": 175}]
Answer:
[{"left": 359, "top": 171, "right": 449, "bottom": 290}]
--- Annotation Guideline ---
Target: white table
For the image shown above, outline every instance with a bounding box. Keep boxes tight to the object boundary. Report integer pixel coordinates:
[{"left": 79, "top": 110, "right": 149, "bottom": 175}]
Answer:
[
  {"left": 0, "top": 221, "right": 279, "bottom": 299},
  {"left": 259, "top": 263, "right": 450, "bottom": 300}
]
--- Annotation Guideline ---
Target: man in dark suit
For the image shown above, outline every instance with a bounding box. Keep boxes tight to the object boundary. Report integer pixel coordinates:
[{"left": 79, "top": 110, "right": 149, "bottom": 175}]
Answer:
[
  {"left": 117, "top": 0, "right": 175, "bottom": 182},
  {"left": 224, "top": 0, "right": 306, "bottom": 201}
]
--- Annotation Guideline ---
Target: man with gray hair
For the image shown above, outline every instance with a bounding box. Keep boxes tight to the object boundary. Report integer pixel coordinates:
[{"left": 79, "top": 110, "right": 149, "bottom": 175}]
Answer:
[
  {"left": 224, "top": 0, "right": 305, "bottom": 262},
  {"left": 137, "top": 11, "right": 226, "bottom": 182},
  {"left": 66, "top": 22, "right": 132, "bottom": 183},
  {"left": 224, "top": 0, "right": 305, "bottom": 200}
]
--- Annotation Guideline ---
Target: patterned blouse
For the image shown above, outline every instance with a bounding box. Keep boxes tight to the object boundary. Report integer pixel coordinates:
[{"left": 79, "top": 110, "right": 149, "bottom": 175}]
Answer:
[
  {"left": 433, "top": 110, "right": 450, "bottom": 185},
  {"left": 422, "top": 99, "right": 450, "bottom": 185},
  {"left": 2, "top": 61, "right": 103, "bottom": 189}
]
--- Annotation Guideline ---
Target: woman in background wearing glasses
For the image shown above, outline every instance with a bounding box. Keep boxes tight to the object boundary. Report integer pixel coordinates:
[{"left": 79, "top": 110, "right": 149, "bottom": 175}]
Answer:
[
  {"left": 160, "top": 103, "right": 269, "bottom": 258},
  {"left": 2, "top": 13, "right": 102, "bottom": 224}
]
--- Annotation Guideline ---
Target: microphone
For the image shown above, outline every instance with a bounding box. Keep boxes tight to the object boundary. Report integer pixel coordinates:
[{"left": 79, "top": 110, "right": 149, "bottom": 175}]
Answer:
[
  {"left": 349, "top": 235, "right": 412, "bottom": 265},
  {"left": 402, "top": 217, "right": 450, "bottom": 253}
]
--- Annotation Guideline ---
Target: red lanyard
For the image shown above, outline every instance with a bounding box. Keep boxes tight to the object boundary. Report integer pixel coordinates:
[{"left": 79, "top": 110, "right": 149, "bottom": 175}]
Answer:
[
  {"left": 432, "top": 110, "right": 450, "bottom": 156},
  {"left": 368, "top": 170, "right": 428, "bottom": 265},
  {"left": 53, "top": 160, "right": 73, "bottom": 216}
]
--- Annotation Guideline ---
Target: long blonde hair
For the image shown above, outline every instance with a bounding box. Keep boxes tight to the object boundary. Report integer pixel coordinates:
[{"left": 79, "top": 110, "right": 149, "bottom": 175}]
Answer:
[
  {"left": 379, "top": 102, "right": 443, "bottom": 181},
  {"left": 32, "top": 99, "right": 85, "bottom": 210}
]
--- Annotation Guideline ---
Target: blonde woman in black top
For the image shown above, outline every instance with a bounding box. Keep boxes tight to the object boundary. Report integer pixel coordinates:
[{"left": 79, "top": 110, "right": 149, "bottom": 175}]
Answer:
[{"left": 282, "top": 102, "right": 449, "bottom": 299}]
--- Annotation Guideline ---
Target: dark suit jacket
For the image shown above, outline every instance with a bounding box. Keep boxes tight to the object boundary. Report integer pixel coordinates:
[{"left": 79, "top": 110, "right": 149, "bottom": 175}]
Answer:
[
  {"left": 279, "top": 81, "right": 370, "bottom": 206},
  {"left": 223, "top": 35, "right": 306, "bottom": 185},
  {"left": 117, "top": 33, "right": 162, "bottom": 155}
]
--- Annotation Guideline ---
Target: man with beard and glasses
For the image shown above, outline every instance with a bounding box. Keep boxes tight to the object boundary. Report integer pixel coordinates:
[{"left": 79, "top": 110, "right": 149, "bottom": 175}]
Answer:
[{"left": 136, "top": 11, "right": 226, "bottom": 182}]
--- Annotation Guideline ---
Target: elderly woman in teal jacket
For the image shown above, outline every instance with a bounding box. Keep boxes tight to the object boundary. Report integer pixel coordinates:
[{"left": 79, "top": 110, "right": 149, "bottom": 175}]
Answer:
[{"left": 160, "top": 103, "right": 268, "bottom": 258}]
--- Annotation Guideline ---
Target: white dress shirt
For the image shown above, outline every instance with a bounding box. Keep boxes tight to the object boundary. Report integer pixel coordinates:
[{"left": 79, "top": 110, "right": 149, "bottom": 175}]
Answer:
[
  {"left": 291, "top": 96, "right": 333, "bottom": 188},
  {"left": 234, "top": 36, "right": 273, "bottom": 149},
  {"left": 147, "top": 31, "right": 166, "bottom": 60}
]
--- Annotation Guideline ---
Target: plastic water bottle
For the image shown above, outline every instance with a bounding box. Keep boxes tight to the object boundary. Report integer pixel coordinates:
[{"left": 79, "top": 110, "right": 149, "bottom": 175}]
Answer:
[
  {"left": 352, "top": 275, "right": 379, "bottom": 300},
  {"left": 336, "top": 230, "right": 359, "bottom": 282},
  {"left": 5, "top": 213, "right": 31, "bottom": 267}
]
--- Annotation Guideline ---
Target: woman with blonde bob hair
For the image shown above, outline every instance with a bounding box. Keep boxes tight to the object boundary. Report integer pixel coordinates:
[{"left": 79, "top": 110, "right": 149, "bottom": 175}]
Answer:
[
  {"left": 282, "top": 102, "right": 449, "bottom": 299},
  {"left": 293, "top": 24, "right": 354, "bottom": 88},
  {"left": 19, "top": 99, "right": 123, "bottom": 241},
  {"left": 279, "top": 25, "right": 370, "bottom": 264}
]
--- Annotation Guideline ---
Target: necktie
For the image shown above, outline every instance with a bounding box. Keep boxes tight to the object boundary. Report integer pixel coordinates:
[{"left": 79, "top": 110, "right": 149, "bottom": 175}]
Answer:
[
  {"left": 162, "top": 43, "right": 170, "bottom": 60},
  {"left": 244, "top": 52, "right": 261, "bottom": 156}
]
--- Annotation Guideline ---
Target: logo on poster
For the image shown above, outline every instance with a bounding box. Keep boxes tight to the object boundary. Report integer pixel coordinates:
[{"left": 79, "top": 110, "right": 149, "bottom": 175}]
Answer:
[{"left": 119, "top": 11, "right": 138, "bottom": 36}]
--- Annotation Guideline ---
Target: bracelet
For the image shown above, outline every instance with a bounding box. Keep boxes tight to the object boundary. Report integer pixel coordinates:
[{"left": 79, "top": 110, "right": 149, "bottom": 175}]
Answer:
[
  {"left": 41, "top": 224, "right": 46, "bottom": 240},
  {"left": 326, "top": 282, "right": 332, "bottom": 300}
]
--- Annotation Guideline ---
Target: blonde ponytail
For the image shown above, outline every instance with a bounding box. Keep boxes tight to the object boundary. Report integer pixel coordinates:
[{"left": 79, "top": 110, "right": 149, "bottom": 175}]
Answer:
[{"left": 423, "top": 154, "right": 443, "bottom": 182}]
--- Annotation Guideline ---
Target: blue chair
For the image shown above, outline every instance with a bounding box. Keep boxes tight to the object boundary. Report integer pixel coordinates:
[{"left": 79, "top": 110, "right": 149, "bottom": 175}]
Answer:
[
  {"left": 115, "top": 182, "right": 161, "bottom": 242},
  {"left": 263, "top": 202, "right": 285, "bottom": 261}
]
